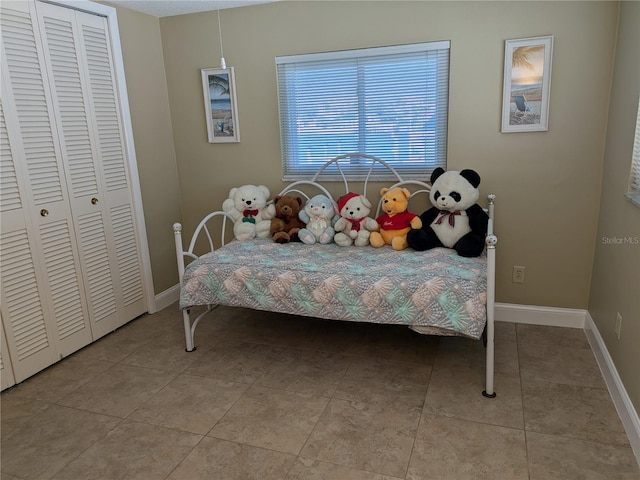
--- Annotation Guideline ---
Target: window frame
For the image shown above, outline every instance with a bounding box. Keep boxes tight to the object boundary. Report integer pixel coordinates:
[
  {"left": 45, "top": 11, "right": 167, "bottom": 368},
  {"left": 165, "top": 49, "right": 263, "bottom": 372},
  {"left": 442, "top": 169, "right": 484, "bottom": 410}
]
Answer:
[
  {"left": 626, "top": 97, "right": 640, "bottom": 206},
  {"left": 275, "top": 41, "right": 451, "bottom": 181}
]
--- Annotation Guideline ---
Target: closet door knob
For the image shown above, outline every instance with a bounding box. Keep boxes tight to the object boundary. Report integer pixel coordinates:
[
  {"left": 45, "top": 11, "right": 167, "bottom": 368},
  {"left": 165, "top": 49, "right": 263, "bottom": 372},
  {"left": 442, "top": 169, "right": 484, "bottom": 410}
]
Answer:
[
  {"left": 40, "top": 209, "right": 49, "bottom": 217},
  {"left": 91, "top": 197, "right": 99, "bottom": 205}
]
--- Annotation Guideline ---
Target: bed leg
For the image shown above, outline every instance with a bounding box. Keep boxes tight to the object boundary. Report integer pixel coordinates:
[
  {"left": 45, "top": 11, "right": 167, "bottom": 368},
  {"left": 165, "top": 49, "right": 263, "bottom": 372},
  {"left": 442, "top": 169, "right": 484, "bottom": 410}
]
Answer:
[
  {"left": 482, "top": 321, "right": 496, "bottom": 398},
  {"left": 483, "top": 233, "right": 497, "bottom": 398},
  {"left": 183, "top": 308, "right": 196, "bottom": 352}
]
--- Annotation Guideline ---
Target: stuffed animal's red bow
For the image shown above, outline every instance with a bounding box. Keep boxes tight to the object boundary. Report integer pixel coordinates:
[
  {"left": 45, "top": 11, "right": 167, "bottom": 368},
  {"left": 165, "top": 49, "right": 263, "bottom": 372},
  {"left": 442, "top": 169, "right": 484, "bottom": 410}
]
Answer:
[
  {"left": 347, "top": 218, "right": 364, "bottom": 231},
  {"left": 435, "top": 211, "right": 461, "bottom": 227}
]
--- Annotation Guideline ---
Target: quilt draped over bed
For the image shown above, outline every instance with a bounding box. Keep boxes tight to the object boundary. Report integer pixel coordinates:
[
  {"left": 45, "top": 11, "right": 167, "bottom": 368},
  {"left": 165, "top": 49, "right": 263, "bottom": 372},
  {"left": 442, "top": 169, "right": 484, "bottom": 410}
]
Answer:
[{"left": 180, "top": 239, "right": 488, "bottom": 339}]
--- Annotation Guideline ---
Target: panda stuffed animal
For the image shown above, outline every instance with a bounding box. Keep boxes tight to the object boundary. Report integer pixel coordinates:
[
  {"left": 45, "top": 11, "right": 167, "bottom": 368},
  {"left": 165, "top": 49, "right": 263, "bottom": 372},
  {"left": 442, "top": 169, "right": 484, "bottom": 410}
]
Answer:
[{"left": 407, "top": 167, "right": 489, "bottom": 257}]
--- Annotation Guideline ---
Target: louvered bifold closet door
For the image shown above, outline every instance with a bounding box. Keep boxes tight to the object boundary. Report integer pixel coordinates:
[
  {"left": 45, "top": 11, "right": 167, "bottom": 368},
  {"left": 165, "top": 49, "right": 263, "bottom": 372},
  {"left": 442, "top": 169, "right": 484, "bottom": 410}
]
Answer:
[
  {"left": 35, "top": 2, "right": 147, "bottom": 339},
  {"left": 1, "top": 316, "right": 16, "bottom": 390},
  {"left": 0, "top": 1, "right": 93, "bottom": 382}
]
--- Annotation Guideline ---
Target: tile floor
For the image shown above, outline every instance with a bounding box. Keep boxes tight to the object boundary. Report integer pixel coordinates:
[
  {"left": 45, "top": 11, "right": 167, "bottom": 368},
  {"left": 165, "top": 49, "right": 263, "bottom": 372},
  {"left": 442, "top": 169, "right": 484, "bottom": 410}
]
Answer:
[{"left": 2, "top": 304, "right": 639, "bottom": 480}]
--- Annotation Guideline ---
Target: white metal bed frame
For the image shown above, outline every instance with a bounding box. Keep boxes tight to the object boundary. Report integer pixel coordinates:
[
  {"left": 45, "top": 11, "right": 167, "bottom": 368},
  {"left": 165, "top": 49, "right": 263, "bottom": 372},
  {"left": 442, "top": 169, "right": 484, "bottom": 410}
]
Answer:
[{"left": 173, "top": 153, "right": 498, "bottom": 397}]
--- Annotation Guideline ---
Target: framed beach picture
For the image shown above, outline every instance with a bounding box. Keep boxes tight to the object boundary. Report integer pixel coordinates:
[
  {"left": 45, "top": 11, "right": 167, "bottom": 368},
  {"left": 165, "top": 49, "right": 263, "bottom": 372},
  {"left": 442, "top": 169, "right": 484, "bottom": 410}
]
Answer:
[
  {"left": 501, "top": 36, "right": 553, "bottom": 133},
  {"left": 202, "top": 67, "right": 240, "bottom": 143}
]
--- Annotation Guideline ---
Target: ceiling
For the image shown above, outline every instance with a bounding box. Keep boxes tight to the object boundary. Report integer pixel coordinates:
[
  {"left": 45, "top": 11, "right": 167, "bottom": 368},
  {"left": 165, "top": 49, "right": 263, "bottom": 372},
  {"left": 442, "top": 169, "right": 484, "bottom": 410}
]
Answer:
[{"left": 106, "top": 0, "right": 280, "bottom": 17}]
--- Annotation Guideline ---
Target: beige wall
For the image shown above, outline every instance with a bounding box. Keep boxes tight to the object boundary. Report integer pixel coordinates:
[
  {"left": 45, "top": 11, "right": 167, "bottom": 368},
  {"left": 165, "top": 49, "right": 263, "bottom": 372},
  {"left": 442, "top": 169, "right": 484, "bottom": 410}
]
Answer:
[
  {"left": 159, "top": 0, "right": 617, "bottom": 309},
  {"left": 589, "top": 1, "right": 640, "bottom": 414},
  {"left": 101, "top": 0, "right": 639, "bottom": 427},
  {"left": 106, "top": 0, "right": 638, "bottom": 417},
  {"left": 104, "top": 3, "right": 183, "bottom": 294}
]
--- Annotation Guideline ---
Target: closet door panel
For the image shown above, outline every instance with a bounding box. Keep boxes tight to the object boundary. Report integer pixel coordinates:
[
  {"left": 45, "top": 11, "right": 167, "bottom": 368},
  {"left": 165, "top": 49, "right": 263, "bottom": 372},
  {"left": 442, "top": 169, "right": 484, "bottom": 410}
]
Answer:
[
  {"left": 1, "top": 3, "right": 64, "bottom": 208},
  {"left": 79, "top": 13, "right": 128, "bottom": 192},
  {"left": 110, "top": 203, "right": 145, "bottom": 318},
  {"left": 1, "top": 318, "right": 16, "bottom": 390},
  {"left": 1, "top": 1, "right": 92, "bottom": 373},
  {"left": 77, "top": 11, "right": 146, "bottom": 322},
  {"left": 38, "top": 10, "right": 99, "bottom": 199},
  {"left": 36, "top": 2, "right": 120, "bottom": 338},
  {"left": 36, "top": 3, "right": 146, "bottom": 337},
  {"left": 75, "top": 210, "right": 118, "bottom": 326},
  {"left": 0, "top": 91, "right": 57, "bottom": 381},
  {"left": 0, "top": 105, "right": 22, "bottom": 215},
  {"left": 0, "top": 226, "right": 57, "bottom": 380},
  {"left": 39, "top": 217, "right": 91, "bottom": 344}
]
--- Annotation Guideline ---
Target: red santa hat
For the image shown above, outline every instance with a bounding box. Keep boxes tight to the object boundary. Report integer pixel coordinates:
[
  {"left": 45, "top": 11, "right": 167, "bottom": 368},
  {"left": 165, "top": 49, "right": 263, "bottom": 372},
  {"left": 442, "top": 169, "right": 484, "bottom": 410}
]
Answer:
[{"left": 337, "top": 192, "right": 360, "bottom": 212}]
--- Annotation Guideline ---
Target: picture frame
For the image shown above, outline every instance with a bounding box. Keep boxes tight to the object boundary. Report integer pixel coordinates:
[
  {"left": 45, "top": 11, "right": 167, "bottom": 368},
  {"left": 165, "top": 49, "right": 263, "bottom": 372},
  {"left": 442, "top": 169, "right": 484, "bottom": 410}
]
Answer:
[
  {"left": 201, "top": 67, "right": 240, "bottom": 143},
  {"left": 501, "top": 35, "right": 553, "bottom": 133}
]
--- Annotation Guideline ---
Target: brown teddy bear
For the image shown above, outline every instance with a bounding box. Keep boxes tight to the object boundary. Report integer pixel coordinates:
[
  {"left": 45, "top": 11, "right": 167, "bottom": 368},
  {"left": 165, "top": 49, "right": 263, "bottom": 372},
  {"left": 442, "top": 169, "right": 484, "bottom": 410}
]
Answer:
[
  {"left": 369, "top": 187, "right": 422, "bottom": 250},
  {"left": 270, "top": 195, "right": 306, "bottom": 243}
]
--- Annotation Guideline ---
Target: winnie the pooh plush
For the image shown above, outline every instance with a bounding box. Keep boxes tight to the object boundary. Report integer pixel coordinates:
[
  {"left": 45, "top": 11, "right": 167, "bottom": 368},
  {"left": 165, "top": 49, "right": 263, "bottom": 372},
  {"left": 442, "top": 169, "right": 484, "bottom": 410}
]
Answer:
[
  {"left": 369, "top": 187, "right": 422, "bottom": 251},
  {"left": 270, "top": 194, "right": 305, "bottom": 243},
  {"left": 222, "top": 184, "right": 276, "bottom": 241},
  {"left": 334, "top": 192, "right": 378, "bottom": 247},
  {"left": 298, "top": 194, "right": 339, "bottom": 244}
]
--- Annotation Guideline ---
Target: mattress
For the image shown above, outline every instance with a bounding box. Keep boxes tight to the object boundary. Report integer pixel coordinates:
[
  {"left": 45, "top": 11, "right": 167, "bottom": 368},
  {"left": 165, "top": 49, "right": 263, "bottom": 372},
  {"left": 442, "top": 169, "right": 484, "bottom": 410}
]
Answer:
[{"left": 180, "top": 239, "right": 488, "bottom": 339}]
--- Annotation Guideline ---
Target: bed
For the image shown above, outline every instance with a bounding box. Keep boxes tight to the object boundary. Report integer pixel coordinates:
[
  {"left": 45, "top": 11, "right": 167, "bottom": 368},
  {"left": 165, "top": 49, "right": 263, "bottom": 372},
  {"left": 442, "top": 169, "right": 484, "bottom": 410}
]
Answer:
[{"left": 173, "top": 153, "right": 498, "bottom": 397}]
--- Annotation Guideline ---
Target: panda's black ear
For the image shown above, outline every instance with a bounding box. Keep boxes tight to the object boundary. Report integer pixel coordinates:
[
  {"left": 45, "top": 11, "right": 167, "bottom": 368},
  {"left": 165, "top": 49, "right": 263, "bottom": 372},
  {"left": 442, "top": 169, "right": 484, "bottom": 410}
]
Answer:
[
  {"left": 460, "top": 169, "right": 481, "bottom": 188},
  {"left": 430, "top": 167, "right": 445, "bottom": 184}
]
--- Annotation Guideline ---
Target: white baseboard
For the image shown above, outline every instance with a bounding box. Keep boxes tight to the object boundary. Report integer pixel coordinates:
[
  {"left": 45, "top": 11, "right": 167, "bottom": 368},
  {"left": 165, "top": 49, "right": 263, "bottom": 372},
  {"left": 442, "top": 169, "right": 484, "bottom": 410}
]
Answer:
[
  {"left": 495, "top": 302, "right": 587, "bottom": 328},
  {"left": 154, "top": 284, "right": 180, "bottom": 311},
  {"left": 584, "top": 312, "right": 640, "bottom": 466}
]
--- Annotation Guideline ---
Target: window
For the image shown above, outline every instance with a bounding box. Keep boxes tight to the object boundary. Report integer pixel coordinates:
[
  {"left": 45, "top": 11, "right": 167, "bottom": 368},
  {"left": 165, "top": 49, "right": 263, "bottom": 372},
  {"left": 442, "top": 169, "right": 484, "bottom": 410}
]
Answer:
[
  {"left": 276, "top": 41, "right": 450, "bottom": 180},
  {"left": 628, "top": 97, "right": 640, "bottom": 204}
]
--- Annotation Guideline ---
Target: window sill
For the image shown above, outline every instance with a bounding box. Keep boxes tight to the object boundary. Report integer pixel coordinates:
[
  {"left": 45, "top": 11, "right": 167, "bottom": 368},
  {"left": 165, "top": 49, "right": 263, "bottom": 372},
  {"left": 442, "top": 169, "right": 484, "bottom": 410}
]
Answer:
[{"left": 625, "top": 192, "right": 640, "bottom": 208}]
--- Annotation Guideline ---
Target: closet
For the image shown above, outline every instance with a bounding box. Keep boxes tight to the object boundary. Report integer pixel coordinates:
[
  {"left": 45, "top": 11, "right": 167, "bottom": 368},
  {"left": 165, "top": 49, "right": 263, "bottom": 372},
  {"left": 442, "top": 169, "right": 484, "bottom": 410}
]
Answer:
[{"left": 0, "top": 0, "right": 153, "bottom": 388}]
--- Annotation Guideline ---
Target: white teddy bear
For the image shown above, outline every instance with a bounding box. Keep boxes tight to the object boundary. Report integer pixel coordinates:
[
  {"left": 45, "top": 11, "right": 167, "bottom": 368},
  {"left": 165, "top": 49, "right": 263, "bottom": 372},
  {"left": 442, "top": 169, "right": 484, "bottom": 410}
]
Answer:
[
  {"left": 333, "top": 193, "right": 379, "bottom": 247},
  {"left": 222, "top": 184, "right": 276, "bottom": 241}
]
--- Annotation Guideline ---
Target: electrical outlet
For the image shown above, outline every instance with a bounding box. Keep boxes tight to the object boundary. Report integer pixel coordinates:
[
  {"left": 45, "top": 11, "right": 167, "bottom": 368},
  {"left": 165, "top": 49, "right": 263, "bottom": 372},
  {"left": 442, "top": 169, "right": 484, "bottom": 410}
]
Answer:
[
  {"left": 512, "top": 266, "right": 525, "bottom": 284},
  {"left": 615, "top": 312, "right": 622, "bottom": 339}
]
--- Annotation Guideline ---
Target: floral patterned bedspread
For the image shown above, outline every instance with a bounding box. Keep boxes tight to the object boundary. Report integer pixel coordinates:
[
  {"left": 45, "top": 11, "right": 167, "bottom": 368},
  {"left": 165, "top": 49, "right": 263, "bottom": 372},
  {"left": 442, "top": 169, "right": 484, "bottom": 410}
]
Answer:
[{"left": 180, "top": 239, "right": 488, "bottom": 339}]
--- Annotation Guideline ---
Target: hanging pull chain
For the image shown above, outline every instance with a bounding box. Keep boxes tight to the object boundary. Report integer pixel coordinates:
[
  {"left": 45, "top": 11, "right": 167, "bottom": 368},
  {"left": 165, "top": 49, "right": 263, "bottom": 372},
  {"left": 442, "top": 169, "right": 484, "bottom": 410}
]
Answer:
[{"left": 216, "top": 1, "right": 226, "bottom": 69}]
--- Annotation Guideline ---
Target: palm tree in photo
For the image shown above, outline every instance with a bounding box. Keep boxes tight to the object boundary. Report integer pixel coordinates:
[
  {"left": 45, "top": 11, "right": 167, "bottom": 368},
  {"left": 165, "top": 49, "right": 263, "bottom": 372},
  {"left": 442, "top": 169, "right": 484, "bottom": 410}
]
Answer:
[
  {"left": 209, "top": 74, "right": 229, "bottom": 95},
  {"left": 512, "top": 45, "right": 544, "bottom": 71}
]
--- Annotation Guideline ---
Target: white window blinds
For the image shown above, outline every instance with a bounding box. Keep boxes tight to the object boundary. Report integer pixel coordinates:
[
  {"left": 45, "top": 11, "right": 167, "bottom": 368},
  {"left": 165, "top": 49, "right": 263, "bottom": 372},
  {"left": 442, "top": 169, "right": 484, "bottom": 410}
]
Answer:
[
  {"left": 276, "top": 41, "right": 450, "bottom": 180},
  {"left": 630, "top": 97, "right": 640, "bottom": 193}
]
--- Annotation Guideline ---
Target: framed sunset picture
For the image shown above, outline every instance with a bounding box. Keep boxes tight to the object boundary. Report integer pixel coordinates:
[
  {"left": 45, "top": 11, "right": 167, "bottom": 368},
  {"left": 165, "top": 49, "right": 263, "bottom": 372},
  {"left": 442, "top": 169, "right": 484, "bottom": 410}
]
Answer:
[
  {"left": 202, "top": 67, "right": 240, "bottom": 143},
  {"left": 501, "top": 36, "right": 553, "bottom": 133}
]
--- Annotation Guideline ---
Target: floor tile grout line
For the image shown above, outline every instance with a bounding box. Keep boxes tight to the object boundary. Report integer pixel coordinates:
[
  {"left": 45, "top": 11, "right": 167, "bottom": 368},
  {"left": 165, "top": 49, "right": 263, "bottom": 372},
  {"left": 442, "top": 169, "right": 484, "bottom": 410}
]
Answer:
[
  {"left": 2, "top": 355, "right": 121, "bottom": 404},
  {"left": 403, "top": 380, "right": 433, "bottom": 479},
  {"left": 289, "top": 372, "right": 429, "bottom": 478},
  {"left": 523, "top": 426, "right": 634, "bottom": 450},
  {"left": 524, "top": 428, "right": 640, "bottom": 451},
  {"left": 523, "top": 430, "right": 533, "bottom": 480},
  {"left": 291, "top": 352, "right": 359, "bottom": 463},
  {"left": 6, "top": 360, "right": 121, "bottom": 406},
  {"left": 230, "top": 337, "right": 437, "bottom": 369},
  {"left": 514, "top": 330, "right": 533, "bottom": 480},
  {"left": 160, "top": 429, "right": 208, "bottom": 480},
  {"left": 294, "top": 454, "right": 406, "bottom": 479},
  {"left": 47, "top": 414, "right": 127, "bottom": 480},
  {"left": 200, "top": 353, "right": 274, "bottom": 439},
  {"left": 289, "top": 396, "right": 346, "bottom": 474}
]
